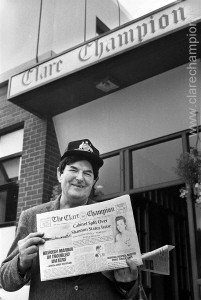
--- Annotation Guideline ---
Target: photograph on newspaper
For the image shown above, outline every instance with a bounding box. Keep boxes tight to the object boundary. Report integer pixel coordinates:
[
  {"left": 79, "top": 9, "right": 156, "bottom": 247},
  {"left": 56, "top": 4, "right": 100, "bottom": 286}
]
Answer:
[{"left": 37, "top": 194, "right": 143, "bottom": 281}]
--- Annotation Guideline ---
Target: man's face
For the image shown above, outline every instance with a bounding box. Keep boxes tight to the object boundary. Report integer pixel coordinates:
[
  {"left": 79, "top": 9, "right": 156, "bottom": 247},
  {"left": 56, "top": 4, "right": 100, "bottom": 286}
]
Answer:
[{"left": 58, "top": 160, "right": 95, "bottom": 206}]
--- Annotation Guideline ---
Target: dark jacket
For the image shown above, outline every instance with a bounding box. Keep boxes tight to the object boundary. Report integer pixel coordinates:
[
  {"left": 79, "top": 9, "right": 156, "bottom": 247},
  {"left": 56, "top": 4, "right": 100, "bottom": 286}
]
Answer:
[{"left": 0, "top": 197, "right": 139, "bottom": 300}]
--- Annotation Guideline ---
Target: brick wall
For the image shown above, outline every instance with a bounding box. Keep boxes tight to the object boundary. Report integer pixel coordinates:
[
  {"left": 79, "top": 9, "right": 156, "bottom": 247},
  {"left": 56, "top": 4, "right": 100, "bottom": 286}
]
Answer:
[{"left": 0, "top": 83, "right": 60, "bottom": 221}]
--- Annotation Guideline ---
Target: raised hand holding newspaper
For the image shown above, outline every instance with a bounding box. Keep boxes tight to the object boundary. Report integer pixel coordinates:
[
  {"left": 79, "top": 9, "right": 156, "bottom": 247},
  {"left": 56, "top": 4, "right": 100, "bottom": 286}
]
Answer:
[{"left": 37, "top": 194, "right": 142, "bottom": 281}]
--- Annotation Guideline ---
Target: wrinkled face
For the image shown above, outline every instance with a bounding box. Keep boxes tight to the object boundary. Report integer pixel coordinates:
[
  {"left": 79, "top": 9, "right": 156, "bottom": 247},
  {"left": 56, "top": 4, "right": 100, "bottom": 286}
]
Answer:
[
  {"left": 116, "top": 219, "right": 126, "bottom": 233},
  {"left": 58, "top": 160, "right": 95, "bottom": 206}
]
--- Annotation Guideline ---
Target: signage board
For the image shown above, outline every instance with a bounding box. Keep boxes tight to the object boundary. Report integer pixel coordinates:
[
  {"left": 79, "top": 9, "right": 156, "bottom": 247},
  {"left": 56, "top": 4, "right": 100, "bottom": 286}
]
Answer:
[{"left": 8, "top": 0, "right": 201, "bottom": 98}]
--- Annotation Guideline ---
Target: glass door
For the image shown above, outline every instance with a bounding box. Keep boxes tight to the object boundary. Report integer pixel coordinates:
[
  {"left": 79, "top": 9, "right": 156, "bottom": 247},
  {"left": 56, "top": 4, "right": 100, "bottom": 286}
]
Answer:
[{"left": 131, "top": 185, "right": 191, "bottom": 300}]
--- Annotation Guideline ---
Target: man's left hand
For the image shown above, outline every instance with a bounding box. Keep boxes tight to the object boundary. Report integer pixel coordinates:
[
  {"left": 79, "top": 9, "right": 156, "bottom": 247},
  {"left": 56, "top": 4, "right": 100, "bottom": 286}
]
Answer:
[{"left": 114, "top": 258, "right": 138, "bottom": 282}]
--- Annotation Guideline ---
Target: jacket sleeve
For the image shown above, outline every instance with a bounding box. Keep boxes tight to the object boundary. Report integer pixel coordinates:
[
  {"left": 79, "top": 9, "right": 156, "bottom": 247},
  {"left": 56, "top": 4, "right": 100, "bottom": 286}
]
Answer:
[{"left": 0, "top": 211, "right": 31, "bottom": 291}]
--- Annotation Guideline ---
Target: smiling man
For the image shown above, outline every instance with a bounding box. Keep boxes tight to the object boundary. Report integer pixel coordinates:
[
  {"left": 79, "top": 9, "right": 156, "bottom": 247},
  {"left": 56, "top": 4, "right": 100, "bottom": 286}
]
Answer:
[
  {"left": 0, "top": 139, "right": 140, "bottom": 300},
  {"left": 58, "top": 161, "right": 95, "bottom": 209}
]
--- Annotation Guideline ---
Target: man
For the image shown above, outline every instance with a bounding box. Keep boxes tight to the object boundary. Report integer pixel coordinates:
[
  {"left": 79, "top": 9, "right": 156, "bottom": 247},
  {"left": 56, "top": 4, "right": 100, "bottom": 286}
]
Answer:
[{"left": 0, "top": 139, "right": 139, "bottom": 300}]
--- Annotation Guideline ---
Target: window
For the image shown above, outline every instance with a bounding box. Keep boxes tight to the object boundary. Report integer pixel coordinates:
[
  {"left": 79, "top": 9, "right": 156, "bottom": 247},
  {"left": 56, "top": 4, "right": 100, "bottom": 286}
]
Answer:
[
  {"left": 131, "top": 138, "right": 182, "bottom": 189},
  {"left": 95, "top": 135, "right": 184, "bottom": 199},
  {"left": 0, "top": 129, "right": 23, "bottom": 224},
  {"left": 96, "top": 154, "right": 121, "bottom": 196},
  {"left": 0, "top": 157, "right": 21, "bottom": 223},
  {"left": 96, "top": 17, "right": 110, "bottom": 35}
]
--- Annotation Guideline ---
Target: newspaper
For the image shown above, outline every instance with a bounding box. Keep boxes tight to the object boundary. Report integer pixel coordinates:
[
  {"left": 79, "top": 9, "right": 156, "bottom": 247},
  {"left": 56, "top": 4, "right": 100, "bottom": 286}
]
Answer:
[
  {"left": 37, "top": 194, "right": 143, "bottom": 281},
  {"left": 141, "top": 245, "right": 175, "bottom": 275}
]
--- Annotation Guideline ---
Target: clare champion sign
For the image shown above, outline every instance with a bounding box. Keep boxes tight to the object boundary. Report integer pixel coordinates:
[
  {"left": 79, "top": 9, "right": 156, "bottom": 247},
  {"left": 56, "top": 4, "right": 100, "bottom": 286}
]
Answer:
[
  {"left": 8, "top": 3, "right": 199, "bottom": 98},
  {"left": 78, "top": 8, "right": 185, "bottom": 62}
]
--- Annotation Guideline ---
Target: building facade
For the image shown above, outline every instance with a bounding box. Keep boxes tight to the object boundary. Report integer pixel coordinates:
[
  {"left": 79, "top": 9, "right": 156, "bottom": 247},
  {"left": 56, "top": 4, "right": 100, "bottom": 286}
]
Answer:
[{"left": 0, "top": 0, "right": 201, "bottom": 299}]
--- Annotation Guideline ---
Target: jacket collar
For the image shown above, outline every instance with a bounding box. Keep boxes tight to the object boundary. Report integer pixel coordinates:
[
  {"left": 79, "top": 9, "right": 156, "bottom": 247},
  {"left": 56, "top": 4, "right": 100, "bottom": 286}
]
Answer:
[
  {"left": 48, "top": 195, "right": 95, "bottom": 212},
  {"left": 41, "top": 196, "right": 61, "bottom": 213}
]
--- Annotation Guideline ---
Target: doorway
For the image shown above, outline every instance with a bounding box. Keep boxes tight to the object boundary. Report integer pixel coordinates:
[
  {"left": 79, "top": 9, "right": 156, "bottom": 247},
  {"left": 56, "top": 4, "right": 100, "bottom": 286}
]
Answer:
[{"left": 131, "top": 185, "right": 192, "bottom": 300}]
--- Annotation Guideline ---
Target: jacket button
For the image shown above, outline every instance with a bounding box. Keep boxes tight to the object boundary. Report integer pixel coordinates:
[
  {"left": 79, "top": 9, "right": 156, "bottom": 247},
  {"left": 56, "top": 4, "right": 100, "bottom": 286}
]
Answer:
[{"left": 74, "top": 285, "right": 79, "bottom": 291}]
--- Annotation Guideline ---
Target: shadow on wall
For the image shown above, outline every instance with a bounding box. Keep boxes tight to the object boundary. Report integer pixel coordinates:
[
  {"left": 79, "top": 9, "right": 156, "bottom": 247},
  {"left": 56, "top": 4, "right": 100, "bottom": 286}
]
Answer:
[{"left": 0, "top": 286, "right": 29, "bottom": 300}]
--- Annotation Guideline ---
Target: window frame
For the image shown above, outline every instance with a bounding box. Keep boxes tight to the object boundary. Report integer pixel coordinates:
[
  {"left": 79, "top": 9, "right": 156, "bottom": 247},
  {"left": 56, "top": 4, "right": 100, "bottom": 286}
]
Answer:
[
  {"left": 0, "top": 153, "right": 21, "bottom": 226},
  {"left": 0, "top": 125, "right": 23, "bottom": 226},
  {"left": 96, "top": 130, "right": 191, "bottom": 201}
]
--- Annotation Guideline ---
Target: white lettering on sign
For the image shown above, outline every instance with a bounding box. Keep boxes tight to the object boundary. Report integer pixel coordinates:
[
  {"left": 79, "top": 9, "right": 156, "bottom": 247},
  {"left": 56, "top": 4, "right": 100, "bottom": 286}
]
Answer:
[{"left": 8, "top": 3, "right": 200, "bottom": 98}]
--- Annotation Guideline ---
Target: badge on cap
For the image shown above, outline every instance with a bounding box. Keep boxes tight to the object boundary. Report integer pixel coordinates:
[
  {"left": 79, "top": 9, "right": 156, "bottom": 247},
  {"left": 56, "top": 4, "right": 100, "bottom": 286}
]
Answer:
[{"left": 78, "top": 141, "right": 93, "bottom": 153}]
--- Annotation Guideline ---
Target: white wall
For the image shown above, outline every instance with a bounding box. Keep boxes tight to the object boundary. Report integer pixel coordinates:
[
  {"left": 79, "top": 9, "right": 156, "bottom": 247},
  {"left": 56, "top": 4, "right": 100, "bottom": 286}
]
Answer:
[
  {"left": 53, "top": 61, "right": 201, "bottom": 156},
  {"left": 0, "top": 0, "right": 40, "bottom": 75},
  {"left": 0, "top": 226, "right": 16, "bottom": 266}
]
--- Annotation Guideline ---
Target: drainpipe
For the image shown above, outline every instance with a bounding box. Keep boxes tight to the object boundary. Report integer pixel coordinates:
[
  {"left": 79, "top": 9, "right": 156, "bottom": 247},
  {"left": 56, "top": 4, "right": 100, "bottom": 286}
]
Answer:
[{"left": 36, "top": 0, "right": 43, "bottom": 64}]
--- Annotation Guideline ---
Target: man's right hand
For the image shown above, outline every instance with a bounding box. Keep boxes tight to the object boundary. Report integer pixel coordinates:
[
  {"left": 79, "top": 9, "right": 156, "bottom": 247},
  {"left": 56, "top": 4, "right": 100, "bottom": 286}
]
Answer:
[{"left": 17, "top": 232, "right": 45, "bottom": 274}]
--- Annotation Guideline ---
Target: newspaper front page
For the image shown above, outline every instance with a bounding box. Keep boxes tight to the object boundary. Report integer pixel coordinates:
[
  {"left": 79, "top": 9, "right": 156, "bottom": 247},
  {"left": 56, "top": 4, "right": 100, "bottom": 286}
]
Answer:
[
  {"left": 37, "top": 194, "right": 142, "bottom": 281},
  {"left": 141, "top": 245, "right": 175, "bottom": 275}
]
